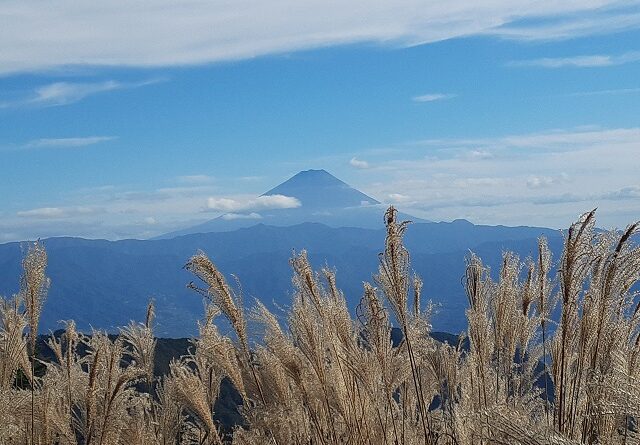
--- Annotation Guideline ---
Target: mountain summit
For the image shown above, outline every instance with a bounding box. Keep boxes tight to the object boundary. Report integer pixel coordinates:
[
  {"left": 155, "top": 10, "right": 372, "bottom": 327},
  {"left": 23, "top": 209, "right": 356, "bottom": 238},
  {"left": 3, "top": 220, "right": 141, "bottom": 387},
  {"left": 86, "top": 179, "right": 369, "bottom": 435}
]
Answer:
[
  {"left": 262, "top": 169, "right": 380, "bottom": 209},
  {"left": 157, "top": 169, "right": 416, "bottom": 239}
]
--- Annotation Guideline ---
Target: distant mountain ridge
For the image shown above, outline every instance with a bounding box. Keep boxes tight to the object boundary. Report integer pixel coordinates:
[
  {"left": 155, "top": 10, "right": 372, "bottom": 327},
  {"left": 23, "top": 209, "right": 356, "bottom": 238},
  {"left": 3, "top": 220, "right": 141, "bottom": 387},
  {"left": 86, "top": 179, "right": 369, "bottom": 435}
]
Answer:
[
  {"left": 0, "top": 220, "right": 561, "bottom": 337},
  {"left": 157, "top": 169, "right": 419, "bottom": 238},
  {"left": 0, "top": 169, "right": 566, "bottom": 337}
]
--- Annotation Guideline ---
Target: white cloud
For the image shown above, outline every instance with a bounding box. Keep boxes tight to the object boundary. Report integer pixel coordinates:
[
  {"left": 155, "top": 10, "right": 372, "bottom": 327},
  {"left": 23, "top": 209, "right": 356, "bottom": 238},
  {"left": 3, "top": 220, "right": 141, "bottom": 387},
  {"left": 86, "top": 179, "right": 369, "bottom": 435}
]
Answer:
[
  {"left": 206, "top": 194, "right": 301, "bottom": 212},
  {"left": 30, "top": 81, "right": 121, "bottom": 106},
  {"left": 3, "top": 182, "right": 222, "bottom": 241},
  {"left": 363, "top": 126, "right": 640, "bottom": 228},
  {"left": 486, "top": 8, "right": 640, "bottom": 41},
  {"left": 16, "top": 207, "right": 66, "bottom": 218},
  {"left": 526, "top": 173, "right": 569, "bottom": 189},
  {"left": 349, "top": 157, "right": 370, "bottom": 169},
  {"left": 602, "top": 186, "right": 640, "bottom": 200},
  {"left": 17, "top": 206, "right": 99, "bottom": 219},
  {"left": 0, "top": 79, "right": 163, "bottom": 108},
  {"left": 531, "top": 193, "right": 586, "bottom": 205},
  {"left": 24, "top": 136, "right": 116, "bottom": 148},
  {"left": 453, "top": 177, "right": 506, "bottom": 188},
  {"left": 222, "top": 212, "right": 263, "bottom": 220},
  {"left": 463, "top": 150, "right": 494, "bottom": 160},
  {"left": 412, "top": 93, "right": 456, "bottom": 102},
  {"left": 238, "top": 176, "right": 264, "bottom": 182},
  {"left": 410, "top": 127, "right": 640, "bottom": 154},
  {"left": 388, "top": 193, "right": 412, "bottom": 203},
  {"left": 0, "top": 1, "right": 637, "bottom": 75},
  {"left": 508, "top": 51, "right": 640, "bottom": 68}
]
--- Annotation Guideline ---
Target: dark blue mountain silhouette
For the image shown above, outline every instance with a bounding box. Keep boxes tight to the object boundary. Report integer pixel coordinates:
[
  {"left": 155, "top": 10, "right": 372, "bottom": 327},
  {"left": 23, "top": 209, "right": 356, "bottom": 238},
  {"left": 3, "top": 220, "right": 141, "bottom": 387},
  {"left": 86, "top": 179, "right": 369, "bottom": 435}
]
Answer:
[{"left": 0, "top": 221, "right": 561, "bottom": 337}]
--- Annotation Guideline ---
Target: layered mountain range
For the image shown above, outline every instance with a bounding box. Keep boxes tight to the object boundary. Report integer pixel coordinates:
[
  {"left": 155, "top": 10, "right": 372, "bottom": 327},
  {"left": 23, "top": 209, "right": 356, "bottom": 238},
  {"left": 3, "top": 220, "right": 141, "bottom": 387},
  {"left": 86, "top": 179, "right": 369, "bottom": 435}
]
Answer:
[{"left": 0, "top": 170, "right": 561, "bottom": 337}]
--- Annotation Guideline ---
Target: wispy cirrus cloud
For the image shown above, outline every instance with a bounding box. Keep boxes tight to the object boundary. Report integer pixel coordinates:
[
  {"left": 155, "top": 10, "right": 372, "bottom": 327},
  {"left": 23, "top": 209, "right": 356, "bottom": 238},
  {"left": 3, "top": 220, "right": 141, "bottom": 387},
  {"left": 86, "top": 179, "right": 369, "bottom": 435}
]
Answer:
[
  {"left": 221, "top": 212, "right": 263, "bottom": 221},
  {"left": 17, "top": 206, "right": 101, "bottom": 219},
  {"left": 359, "top": 126, "right": 640, "bottom": 228},
  {"left": 29, "top": 80, "right": 124, "bottom": 106},
  {"left": 412, "top": 93, "right": 457, "bottom": 102},
  {"left": 0, "top": 1, "right": 638, "bottom": 75},
  {"left": 567, "top": 87, "right": 640, "bottom": 97},
  {"left": 602, "top": 186, "right": 640, "bottom": 200},
  {"left": 24, "top": 136, "right": 117, "bottom": 149},
  {"left": 526, "top": 173, "right": 569, "bottom": 189},
  {"left": 487, "top": 8, "right": 640, "bottom": 41},
  {"left": 508, "top": 51, "right": 640, "bottom": 68},
  {"left": 0, "top": 136, "right": 116, "bottom": 152},
  {"left": 409, "top": 127, "right": 640, "bottom": 153},
  {"left": 531, "top": 186, "right": 640, "bottom": 205},
  {"left": 0, "top": 78, "right": 163, "bottom": 108},
  {"left": 387, "top": 193, "right": 412, "bottom": 203}
]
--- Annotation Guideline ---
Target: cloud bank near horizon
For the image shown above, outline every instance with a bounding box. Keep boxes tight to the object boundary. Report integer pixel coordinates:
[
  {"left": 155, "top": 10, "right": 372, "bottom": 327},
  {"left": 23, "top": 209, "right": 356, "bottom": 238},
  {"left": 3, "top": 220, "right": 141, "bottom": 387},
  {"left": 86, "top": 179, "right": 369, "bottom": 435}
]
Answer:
[{"left": 355, "top": 127, "right": 640, "bottom": 228}]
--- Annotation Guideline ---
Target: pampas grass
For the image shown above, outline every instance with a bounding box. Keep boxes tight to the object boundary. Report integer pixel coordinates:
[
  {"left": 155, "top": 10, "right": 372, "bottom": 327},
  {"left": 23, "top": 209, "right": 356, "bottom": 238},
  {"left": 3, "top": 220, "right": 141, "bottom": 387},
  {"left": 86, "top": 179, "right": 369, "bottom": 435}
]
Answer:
[{"left": 1, "top": 207, "right": 639, "bottom": 444}]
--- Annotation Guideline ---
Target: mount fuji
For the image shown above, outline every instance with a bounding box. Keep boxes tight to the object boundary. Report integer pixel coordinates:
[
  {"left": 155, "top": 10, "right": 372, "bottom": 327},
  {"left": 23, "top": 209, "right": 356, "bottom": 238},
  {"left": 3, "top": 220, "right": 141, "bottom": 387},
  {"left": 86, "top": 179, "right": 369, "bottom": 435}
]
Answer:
[{"left": 157, "top": 169, "right": 422, "bottom": 238}]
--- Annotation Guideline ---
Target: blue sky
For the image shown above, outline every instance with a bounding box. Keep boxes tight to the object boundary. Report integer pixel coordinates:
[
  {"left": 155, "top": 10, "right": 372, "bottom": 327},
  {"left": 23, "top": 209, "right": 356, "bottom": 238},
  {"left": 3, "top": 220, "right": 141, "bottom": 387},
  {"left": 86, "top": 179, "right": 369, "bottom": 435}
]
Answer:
[{"left": 1, "top": 1, "right": 640, "bottom": 241}]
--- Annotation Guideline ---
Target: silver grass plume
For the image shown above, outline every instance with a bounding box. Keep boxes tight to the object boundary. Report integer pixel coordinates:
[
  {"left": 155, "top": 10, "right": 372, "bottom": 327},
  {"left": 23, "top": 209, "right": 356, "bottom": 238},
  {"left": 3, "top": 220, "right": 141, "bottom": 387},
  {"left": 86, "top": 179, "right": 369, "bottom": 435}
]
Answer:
[{"left": 20, "top": 241, "right": 49, "bottom": 354}]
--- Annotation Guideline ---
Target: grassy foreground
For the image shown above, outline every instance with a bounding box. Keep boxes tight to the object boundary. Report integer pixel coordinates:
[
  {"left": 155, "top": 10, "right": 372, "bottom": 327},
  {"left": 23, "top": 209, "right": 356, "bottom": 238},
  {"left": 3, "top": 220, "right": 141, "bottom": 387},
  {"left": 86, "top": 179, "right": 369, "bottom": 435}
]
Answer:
[{"left": 1, "top": 207, "right": 640, "bottom": 444}]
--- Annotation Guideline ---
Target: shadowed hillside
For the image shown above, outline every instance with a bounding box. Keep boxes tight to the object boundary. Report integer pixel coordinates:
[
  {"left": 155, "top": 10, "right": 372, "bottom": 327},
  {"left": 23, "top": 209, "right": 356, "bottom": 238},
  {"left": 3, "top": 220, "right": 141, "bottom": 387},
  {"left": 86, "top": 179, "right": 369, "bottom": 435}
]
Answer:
[{"left": 0, "top": 220, "right": 560, "bottom": 336}]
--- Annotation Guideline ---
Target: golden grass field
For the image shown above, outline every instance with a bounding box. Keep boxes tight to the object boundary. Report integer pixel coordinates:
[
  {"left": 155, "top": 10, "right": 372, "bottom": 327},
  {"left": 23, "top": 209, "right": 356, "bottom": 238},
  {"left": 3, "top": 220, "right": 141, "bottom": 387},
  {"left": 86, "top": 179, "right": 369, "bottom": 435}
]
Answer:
[{"left": 2, "top": 207, "right": 640, "bottom": 445}]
